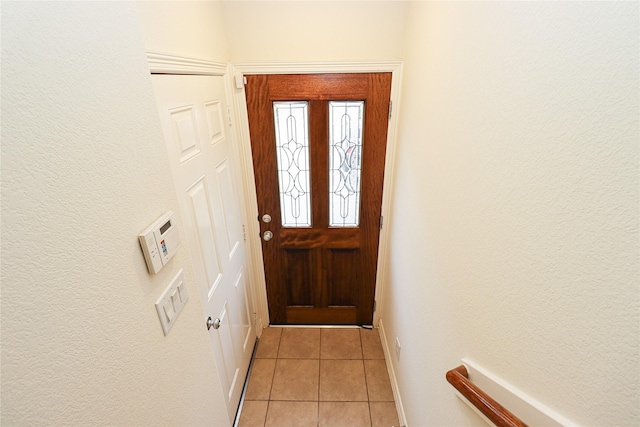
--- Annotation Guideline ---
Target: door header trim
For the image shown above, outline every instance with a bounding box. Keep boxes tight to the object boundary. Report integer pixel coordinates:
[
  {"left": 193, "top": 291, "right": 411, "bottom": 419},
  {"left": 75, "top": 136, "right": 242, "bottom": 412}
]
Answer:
[
  {"left": 146, "top": 51, "right": 227, "bottom": 76},
  {"left": 232, "top": 60, "right": 402, "bottom": 75}
]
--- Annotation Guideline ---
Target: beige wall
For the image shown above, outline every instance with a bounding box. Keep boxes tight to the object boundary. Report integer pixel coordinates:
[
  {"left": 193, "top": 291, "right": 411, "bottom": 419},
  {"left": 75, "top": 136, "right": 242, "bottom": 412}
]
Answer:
[
  {"left": 222, "top": 1, "right": 408, "bottom": 62},
  {"left": 1, "top": 3, "right": 230, "bottom": 425},
  {"left": 382, "top": 1, "right": 639, "bottom": 425},
  {"left": 137, "top": 1, "right": 230, "bottom": 62}
]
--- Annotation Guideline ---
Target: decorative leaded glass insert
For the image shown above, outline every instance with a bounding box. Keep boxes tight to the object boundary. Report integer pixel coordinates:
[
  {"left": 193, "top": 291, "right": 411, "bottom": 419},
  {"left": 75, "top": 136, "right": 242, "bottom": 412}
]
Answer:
[
  {"left": 273, "top": 101, "right": 311, "bottom": 227},
  {"left": 329, "top": 101, "right": 364, "bottom": 227}
]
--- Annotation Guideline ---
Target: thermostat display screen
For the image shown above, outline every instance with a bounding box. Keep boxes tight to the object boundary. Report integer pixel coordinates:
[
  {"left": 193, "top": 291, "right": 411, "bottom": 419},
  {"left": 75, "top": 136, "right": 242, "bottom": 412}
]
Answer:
[{"left": 160, "top": 220, "right": 171, "bottom": 235}]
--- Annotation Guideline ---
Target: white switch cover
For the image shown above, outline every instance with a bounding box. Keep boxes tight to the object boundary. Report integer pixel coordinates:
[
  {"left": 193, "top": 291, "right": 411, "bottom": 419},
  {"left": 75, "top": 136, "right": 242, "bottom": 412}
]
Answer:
[
  {"left": 155, "top": 269, "right": 189, "bottom": 335},
  {"left": 163, "top": 299, "right": 175, "bottom": 321}
]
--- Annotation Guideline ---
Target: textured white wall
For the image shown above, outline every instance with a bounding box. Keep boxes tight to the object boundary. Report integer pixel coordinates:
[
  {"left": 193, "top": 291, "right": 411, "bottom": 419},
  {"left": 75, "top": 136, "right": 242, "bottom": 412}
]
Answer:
[
  {"left": 222, "top": 1, "right": 408, "bottom": 62},
  {"left": 1, "top": 3, "right": 230, "bottom": 425},
  {"left": 381, "top": 2, "right": 639, "bottom": 426},
  {"left": 137, "top": 1, "right": 230, "bottom": 62}
]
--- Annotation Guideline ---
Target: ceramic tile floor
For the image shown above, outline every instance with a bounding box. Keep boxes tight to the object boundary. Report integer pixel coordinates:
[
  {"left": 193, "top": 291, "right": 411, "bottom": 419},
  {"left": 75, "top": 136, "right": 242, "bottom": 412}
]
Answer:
[{"left": 237, "top": 327, "right": 400, "bottom": 427}]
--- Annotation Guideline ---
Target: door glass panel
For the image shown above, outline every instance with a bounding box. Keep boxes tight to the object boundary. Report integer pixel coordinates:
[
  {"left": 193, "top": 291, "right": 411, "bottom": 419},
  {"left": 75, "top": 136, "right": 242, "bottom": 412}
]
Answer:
[
  {"left": 273, "top": 101, "right": 311, "bottom": 227},
  {"left": 329, "top": 101, "right": 364, "bottom": 227}
]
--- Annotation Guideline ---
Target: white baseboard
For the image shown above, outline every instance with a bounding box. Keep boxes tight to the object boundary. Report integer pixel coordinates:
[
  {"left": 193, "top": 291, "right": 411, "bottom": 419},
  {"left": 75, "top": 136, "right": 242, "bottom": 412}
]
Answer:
[{"left": 378, "top": 319, "right": 407, "bottom": 427}]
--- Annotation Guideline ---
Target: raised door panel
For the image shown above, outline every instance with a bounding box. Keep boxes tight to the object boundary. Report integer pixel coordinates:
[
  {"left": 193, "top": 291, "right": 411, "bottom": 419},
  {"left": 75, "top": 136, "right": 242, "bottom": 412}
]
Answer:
[
  {"left": 213, "top": 302, "right": 239, "bottom": 402},
  {"left": 228, "top": 271, "right": 251, "bottom": 363},
  {"left": 326, "top": 249, "right": 358, "bottom": 307},
  {"left": 186, "top": 177, "right": 223, "bottom": 295},
  {"left": 169, "top": 105, "right": 201, "bottom": 164},
  {"left": 283, "top": 249, "right": 314, "bottom": 306},
  {"left": 205, "top": 100, "right": 225, "bottom": 146},
  {"left": 216, "top": 159, "right": 240, "bottom": 260}
]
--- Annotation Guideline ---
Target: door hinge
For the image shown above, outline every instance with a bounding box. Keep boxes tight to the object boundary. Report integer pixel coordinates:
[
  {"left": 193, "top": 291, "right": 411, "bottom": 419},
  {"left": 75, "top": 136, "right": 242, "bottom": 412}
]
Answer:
[
  {"left": 227, "top": 105, "right": 233, "bottom": 127},
  {"left": 373, "top": 301, "right": 377, "bottom": 312},
  {"left": 380, "top": 215, "right": 383, "bottom": 230},
  {"left": 388, "top": 100, "right": 392, "bottom": 120}
]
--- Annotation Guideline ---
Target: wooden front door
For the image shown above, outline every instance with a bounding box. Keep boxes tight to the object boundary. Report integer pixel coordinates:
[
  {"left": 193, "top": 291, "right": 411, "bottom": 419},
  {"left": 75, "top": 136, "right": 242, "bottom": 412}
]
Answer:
[{"left": 245, "top": 73, "right": 392, "bottom": 325}]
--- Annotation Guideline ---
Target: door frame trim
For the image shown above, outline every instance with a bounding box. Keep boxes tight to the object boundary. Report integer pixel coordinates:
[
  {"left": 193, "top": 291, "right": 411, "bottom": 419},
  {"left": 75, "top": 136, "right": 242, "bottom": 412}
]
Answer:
[
  {"left": 146, "top": 51, "right": 227, "bottom": 75},
  {"left": 228, "top": 61, "right": 404, "bottom": 329}
]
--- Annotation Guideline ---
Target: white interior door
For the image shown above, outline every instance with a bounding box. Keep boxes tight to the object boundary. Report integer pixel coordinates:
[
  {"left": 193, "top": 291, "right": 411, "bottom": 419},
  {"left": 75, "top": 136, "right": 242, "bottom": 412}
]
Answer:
[{"left": 151, "top": 74, "right": 255, "bottom": 424}]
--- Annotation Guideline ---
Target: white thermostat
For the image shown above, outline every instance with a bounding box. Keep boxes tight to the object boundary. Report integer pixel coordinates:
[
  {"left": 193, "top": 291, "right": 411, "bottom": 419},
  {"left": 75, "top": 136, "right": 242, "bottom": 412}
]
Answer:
[{"left": 139, "top": 211, "right": 181, "bottom": 274}]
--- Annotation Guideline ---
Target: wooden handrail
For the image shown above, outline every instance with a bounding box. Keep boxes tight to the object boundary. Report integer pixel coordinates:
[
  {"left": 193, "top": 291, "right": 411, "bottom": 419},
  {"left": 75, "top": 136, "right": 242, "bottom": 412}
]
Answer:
[{"left": 446, "top": 365, "right": 529, "bottom": 427}]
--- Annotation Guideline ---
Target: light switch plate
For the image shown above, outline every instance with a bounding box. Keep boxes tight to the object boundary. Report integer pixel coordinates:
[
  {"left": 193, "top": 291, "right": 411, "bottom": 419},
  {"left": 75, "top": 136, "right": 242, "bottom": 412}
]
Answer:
[{"left": 155, "top": 269, "right": 189, "bottom": 335}]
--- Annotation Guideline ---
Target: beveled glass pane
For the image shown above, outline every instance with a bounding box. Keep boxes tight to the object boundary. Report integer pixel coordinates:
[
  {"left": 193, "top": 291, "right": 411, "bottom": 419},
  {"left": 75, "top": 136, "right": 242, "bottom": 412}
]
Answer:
[
  {"left": 273, "top": 101, "right": 311, "bottom": 227},
  {"left": 329, "top": 101, "right": 364, "bottom": 227}
]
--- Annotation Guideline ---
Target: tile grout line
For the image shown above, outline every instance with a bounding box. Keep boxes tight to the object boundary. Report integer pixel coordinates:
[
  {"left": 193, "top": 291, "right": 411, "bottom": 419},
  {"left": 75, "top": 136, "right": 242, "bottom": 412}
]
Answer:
[
  {"left": 361, "top": 329, "right": 375, "bottom": 427},
  {"left": 318, "top": 329, "right": 322, "bottom": 427},
  {"left": 361, "top": 329, "right": 371, "bottom": 402},
  {"left": 265, "top": 328, "right": 284, "bottom": 427}
]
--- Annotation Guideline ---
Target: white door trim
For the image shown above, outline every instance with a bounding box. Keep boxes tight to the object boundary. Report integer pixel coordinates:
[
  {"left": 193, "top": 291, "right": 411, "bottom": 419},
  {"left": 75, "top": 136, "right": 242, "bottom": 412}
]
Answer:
[
  {"left": 146, "top": 51, "right": 227, "bottom": 76},
  {"left": 228, "top": 61, "right": 404, "bottom": 328}
]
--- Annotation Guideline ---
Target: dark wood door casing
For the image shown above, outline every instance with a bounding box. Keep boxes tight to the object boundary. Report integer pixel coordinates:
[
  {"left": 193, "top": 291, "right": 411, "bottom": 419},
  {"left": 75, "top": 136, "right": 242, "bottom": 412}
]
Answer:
[{"left": 245, "top": 73, "right": 392, "bottom": 325}]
